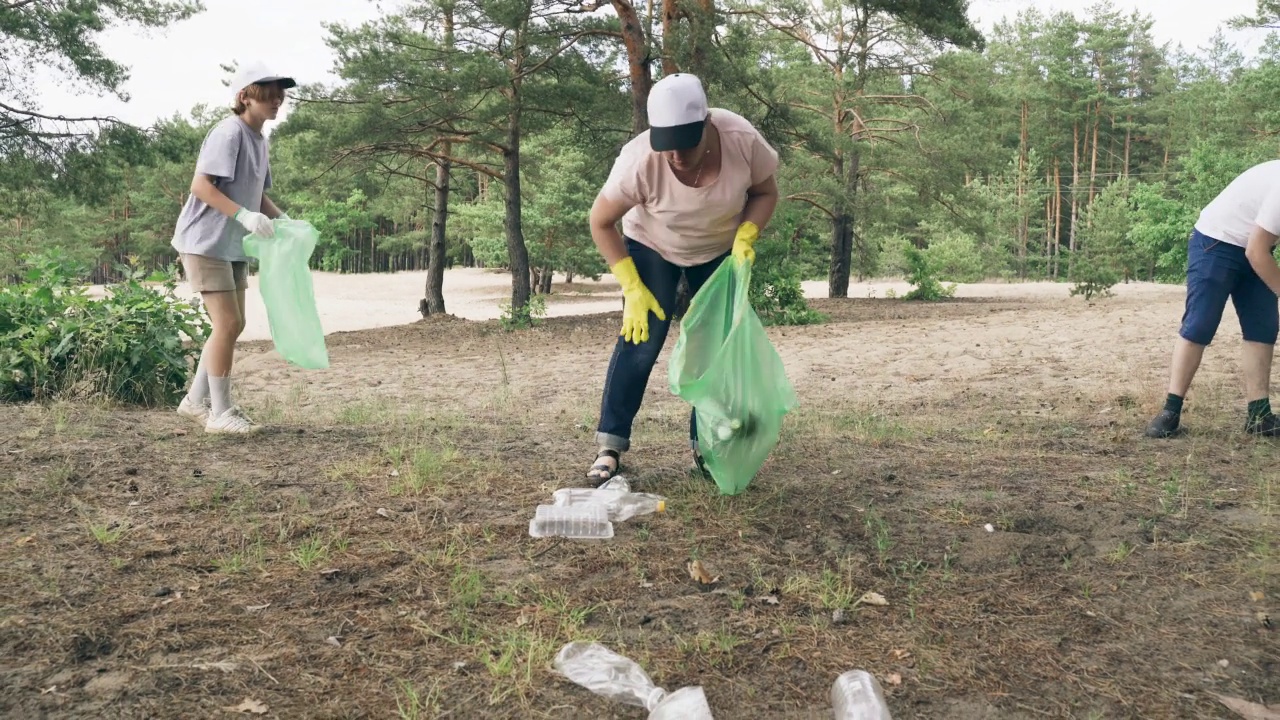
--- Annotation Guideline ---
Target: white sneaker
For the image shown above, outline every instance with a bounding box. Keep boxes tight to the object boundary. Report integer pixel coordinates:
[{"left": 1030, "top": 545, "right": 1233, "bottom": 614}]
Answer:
[
  {"left": 177, "top": 395, "right": 211, "bottom": 423},
  {"left": 205, "top": 406, "right": 261, "bottom": 434}
]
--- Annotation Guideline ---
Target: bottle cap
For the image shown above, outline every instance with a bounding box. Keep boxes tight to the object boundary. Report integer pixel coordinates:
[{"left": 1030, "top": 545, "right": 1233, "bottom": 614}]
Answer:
[{"left": 657, "top": 500, "right": 666, "bottom": 513}]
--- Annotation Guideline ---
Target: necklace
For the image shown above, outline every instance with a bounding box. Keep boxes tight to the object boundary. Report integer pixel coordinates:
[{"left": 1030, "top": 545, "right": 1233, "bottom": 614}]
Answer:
[{"left": 674, "top": 145, "right": 712, "bottom": 187}]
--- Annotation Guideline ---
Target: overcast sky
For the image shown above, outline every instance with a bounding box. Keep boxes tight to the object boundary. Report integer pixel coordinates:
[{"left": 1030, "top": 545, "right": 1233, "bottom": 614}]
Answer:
[{"left": 22, "top": 0, "right": 1272, "bottom": 130}]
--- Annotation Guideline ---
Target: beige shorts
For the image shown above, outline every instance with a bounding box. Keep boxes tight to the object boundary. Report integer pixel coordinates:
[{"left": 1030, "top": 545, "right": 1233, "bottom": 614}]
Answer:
[{"left": 181, "top": 254, "right": 248, "bottom": 292}]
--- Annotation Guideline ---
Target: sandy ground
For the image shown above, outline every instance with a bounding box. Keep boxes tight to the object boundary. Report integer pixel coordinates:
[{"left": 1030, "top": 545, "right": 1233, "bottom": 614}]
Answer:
[{"left": 116, "top": 267, "right": 1190, "bottom": 342}]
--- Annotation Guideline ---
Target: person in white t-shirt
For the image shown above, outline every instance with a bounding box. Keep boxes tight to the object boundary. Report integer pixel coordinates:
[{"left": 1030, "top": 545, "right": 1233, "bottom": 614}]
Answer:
[
  {"left": 583, "top": 73, "right": 780, "bottom": 482},
  {"left": 1146, "top": 160, "right": 1280, "bottom": 438}
]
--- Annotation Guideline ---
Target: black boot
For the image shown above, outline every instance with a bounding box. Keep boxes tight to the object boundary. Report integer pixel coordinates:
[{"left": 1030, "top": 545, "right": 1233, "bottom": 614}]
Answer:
[{"left": 1144, "top": 409, "right": 1181, "bottom": 438}]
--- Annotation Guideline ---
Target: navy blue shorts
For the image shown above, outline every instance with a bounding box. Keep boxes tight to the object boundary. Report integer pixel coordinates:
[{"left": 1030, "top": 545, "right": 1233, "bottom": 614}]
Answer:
[{"left": 1179, "top": 228, "right": 1279, "bottom": 346}]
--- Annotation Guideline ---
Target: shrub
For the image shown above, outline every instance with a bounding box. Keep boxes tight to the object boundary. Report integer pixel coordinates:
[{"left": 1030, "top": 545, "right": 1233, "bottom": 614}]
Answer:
[
  {"left": 901, "top": 242, "right": 957, "bottom": 301},
  {"left": 0, "top": 253, "right": 210, "bottom": 406}
]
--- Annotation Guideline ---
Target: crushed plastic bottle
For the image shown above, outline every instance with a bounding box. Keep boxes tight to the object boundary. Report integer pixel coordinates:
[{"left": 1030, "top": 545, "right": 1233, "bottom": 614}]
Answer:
[
  {"left": 552, "top": 476, "right": 666, "bottom": 521},
  {"left": 553, "top": 642, "right": 714, "bottom": 719},
  {"left": 831, "top": 670, "right": 892, "bottom": 719},
  {"left": 528, "top": 504, "right": 613, "bottom": 539}
]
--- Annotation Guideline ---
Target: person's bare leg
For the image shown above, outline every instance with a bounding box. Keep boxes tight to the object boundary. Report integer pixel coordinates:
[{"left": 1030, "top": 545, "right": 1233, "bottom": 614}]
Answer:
[
  {"left": 1167, "top": 337, "right": 1206, "bottom": 397},
  {"left": 202, "top": 290, "right": 244, "bottom": 417},
  {"left": 1241, "top": 341, "right": 1273, "bottom": 402},
  {"left": 1147, "top": 337, "right": 1205, "bottom": 438},
  {"left": 1240, "top": 341, "right": 1280, "bottom": 435}
]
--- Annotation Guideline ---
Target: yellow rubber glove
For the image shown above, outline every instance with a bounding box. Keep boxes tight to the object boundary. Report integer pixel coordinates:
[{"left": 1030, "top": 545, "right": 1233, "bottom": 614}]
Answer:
[
  {"left": 732, "top": 221, "right": 759, "bottom": 265},
  {"left": 612, "top": 256, "right": 666, "bottom": 344}
]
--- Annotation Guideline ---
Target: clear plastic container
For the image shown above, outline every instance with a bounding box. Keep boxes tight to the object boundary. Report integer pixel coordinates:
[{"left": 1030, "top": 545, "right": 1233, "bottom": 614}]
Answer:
[
  {"left": 831, "top": 669, "right": 892, "bottom": 719},
  {"left": 528, "top": 504, "right": 613, "bottom": 539}
]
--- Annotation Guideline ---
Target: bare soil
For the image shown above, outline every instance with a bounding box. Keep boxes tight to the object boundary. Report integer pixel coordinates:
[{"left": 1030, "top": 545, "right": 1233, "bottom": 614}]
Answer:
[{"left": 1, "top": 284, "right": 1276, "bottom": 719}]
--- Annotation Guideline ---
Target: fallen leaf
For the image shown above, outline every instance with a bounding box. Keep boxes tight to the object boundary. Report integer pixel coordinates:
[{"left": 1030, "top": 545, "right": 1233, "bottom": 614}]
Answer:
[
  {"left": 1209, "top": 693, "right": 1280, "bottom": 720},
  {"left": 325, "top": 636, "right": 342, "bottom": 647},
  {"left": 320, "top": 568, "right": 340, "bottom": 576},
  {"left": 759, "top": 594, "right": 780, "bottom": 605},
  {"left": 376, "top": 508, "right": 392, "bottom": 519},
  {"left": 885, "top": 673, "right": 902, "bottom": 686},
  {"left": 245, "top": 603, "right": 271, "bottom": 613},
  {"left": 639, "top": 581, "right": 654, "bottom": 589},
  {"left": 857, "top": 591, "right": 889, "bottom": 607},
  {"left": 891, "top": 649, "right": 912, "bottom": 660},
  {"left": 1250, "top": 591, "right": 1265, "bottom": 602},
  {"left": 1257, "top": 611, "right": 1272, "bottom": 628},
  {"left": 171, "top": 429, "right": 189, "bottom": 437},
  {"left": 14, "top": 535, "right": 34, "bottom": 546},
  {"left": 686, "top": 559, "right": 719, "bottom": 585},
  {"left": 223, "top": 697, "right": 268, "bottom": 714},
  {"left": 40, "top": 685, "right": 56, "bottom": 695},
  {"left": 388, "top": 469, "right": 400, "bottom": 477}
]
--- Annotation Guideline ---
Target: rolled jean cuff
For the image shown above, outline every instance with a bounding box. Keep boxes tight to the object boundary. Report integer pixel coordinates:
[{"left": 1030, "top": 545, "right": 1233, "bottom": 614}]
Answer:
[{"left": 595, "top": 432, "right": 630, "bottom": 453}]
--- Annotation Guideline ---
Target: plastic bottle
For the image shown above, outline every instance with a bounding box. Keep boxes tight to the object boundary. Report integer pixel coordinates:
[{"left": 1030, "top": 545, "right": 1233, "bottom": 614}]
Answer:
[
  {"left": 528, "top": 505, "right": 614, "bottom": 539},
  {"left": 553, "top": 642, "right": 714, "bottom": 719},
  {"left": 831, "top": 670, "right": 892, "bottom": 720},
  {"left": 552, "top": 479, "right": 667, "bottom": 522}
]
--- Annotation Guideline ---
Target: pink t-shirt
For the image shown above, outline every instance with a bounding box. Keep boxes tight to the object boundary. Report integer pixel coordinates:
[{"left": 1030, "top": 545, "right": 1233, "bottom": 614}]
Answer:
[{"left": 600, "top": 108, "right": 779, "bottom": 267}]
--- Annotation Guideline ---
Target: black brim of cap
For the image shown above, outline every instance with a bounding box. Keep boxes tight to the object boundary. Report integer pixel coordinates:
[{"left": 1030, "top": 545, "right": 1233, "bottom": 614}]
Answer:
[
  {"left": 650, "top": 120, "right": 705, "bottom": 151},
  {"left": 256, "top": 77, "right": 298, "bottom": 90}
]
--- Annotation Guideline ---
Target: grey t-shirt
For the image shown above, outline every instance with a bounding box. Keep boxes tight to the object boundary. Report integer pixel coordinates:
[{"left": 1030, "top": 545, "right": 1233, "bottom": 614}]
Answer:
[{"left": 171, "top": 115, "right": 272, "bottom": 262}]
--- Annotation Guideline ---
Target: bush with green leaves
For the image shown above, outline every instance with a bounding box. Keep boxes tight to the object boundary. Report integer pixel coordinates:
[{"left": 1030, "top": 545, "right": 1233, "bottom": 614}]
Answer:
[
  {"left": 901, "top": 241, "right": 957, "bottom": 301},
  {"left": 0, "top": 253, "right": 210, "bottom": 406},
  {"left": 748, "top": 213, "right": 826, "bottom": 326}
]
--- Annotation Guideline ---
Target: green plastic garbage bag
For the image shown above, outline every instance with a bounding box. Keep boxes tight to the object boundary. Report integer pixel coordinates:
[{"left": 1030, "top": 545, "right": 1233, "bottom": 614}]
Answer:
[
  {"left": 668, "top": 258, "right": 797, "bottom": 495},
  {"left": 242, "top": 219, "right": 329, "bottom": 370}
]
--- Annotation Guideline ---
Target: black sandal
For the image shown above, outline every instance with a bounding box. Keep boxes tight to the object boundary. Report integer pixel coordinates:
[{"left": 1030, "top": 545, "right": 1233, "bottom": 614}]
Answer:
[
  {"left": 586, "top": 449, "right": 621, "bottom": 485},
  {"left": 691, "top": 448, "right": 711, "bottom": 479}
]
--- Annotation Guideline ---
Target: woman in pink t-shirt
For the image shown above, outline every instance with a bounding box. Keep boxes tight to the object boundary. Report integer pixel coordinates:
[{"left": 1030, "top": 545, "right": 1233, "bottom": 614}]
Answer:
[{"left": 584, "top": 72, "right": 780, "bottom": 483}]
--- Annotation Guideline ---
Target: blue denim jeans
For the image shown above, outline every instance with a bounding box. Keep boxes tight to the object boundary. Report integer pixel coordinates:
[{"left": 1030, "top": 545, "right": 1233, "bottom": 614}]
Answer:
[
  {"left": 1179, "top": 228, "right": 1278, "bottom": 346},
  {"left": 596, "top": 238, "right": 729, "bottom": 452}
]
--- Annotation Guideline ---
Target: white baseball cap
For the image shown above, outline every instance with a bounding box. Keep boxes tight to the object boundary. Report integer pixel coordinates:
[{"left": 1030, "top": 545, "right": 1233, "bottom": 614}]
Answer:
[
  {"left": 232, "top": 61, "right": 297, "bottom": 96},
  {"left": 647, "top": 73, "right": 708, "bottom": 151}
]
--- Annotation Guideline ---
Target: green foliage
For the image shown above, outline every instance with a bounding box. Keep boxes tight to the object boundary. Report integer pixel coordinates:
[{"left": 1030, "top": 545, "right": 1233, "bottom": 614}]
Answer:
[
  {"left": 0, "top": 252, "right": 209, "bottom": 406},
  {"left": 901, "top": 242, "right": 957, "bottom": 301},
  {"left": 499, "top": 295, "right": 548, "bottom": 331},
  {"left": 2, "top": 0, "right": 204, "bottom": 148},
  {"left": 748, "top": 209, "right": 826, "bottom": 326}
]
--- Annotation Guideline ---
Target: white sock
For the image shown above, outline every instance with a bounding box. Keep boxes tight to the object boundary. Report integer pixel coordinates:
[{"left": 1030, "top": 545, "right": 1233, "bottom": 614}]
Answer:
[
  {"left": 187, "top": 351, "right": 210, "bottom": 404},
  {"left": 210, "top": 375, "right": 232, "bottom": 417}
]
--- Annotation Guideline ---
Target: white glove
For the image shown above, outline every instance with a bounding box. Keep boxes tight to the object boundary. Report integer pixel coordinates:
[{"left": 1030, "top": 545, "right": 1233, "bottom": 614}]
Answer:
[{"left": 235, "top": 208, "right": 275, "bottom": 238}]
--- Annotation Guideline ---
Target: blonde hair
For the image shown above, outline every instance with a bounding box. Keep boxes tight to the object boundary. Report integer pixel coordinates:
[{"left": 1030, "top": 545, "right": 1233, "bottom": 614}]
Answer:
[{"left": 233, "top": 82, "right": 286, "bottom": 115}]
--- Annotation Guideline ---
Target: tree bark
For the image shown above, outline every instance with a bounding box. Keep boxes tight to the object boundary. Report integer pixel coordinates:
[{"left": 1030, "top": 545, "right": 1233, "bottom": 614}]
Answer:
[
  {"left": 504, "top": 102, "right": 532, "bottom": 313},
  {"left": 421, "top": 155, "right": 450, "bottom": 317},
  {"left": 612, "top": 0, "right": 653, "bottom": 133},
  {"left": 828, "top": 150, "right": 859, "bottom": 298},
  {"left": 661, "top": 0, "right": 680, "bottom": 74}
]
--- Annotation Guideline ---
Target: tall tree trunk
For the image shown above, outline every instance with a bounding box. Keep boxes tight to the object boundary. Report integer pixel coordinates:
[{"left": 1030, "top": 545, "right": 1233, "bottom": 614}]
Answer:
[
  {"left": 1069, "top": 123, "right": 1080, "bottom": 278},
  {"left": 1088, "top": 103, "right": 1100, "bottom": 206},
  {"left": 504, "top": 102, "right": 532, "bottom": 313},
  {"left": 421, "top": 155, "right": 450, "bottom": 317},
  {"left": 612, "top": 0, "right": 652, "bottom": 133},
  {"left": 1018, "top": 99, "right": 1029, "bottom": 278},
  {"left": 828, "top": 150, "right": 859, "bottom": 298},
  {"left": 661, "top": 0, "right": 680, "bottom": 74},
  {"left": 1053, "top": 163, "right": 1062, "bottom": 279}
]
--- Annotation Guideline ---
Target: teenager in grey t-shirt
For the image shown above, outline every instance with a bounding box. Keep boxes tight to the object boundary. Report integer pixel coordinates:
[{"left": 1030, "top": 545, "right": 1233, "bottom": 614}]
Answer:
[
  {"left": 173, "top": 63, "right": 294, "bottom": 435},
  {"left": 171, "top": 115, "right": 274, "bottom": 262}
]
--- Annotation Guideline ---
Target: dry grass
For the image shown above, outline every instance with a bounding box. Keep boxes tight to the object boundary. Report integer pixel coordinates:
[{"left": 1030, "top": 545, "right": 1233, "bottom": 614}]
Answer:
[{"left": 0, "top": 296, "right": 1276, "bottom": 719}]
